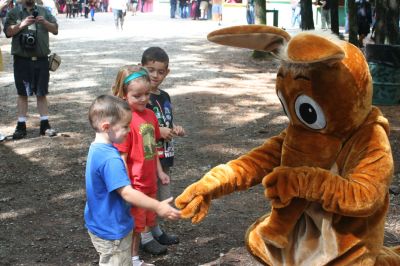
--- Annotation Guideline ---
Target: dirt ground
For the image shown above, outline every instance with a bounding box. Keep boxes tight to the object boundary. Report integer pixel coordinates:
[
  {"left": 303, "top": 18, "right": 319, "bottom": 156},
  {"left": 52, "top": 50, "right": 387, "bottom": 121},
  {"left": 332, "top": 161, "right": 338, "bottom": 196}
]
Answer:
[{"left": 1, "top": 7, "right": 400, "bottom": 266}]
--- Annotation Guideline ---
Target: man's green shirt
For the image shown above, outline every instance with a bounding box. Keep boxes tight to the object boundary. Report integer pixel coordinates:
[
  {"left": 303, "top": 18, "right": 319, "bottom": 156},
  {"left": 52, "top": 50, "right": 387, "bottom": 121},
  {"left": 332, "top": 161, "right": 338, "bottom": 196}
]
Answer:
[{"left": 4, "top": 5, "right": 57, "bottom": 58}]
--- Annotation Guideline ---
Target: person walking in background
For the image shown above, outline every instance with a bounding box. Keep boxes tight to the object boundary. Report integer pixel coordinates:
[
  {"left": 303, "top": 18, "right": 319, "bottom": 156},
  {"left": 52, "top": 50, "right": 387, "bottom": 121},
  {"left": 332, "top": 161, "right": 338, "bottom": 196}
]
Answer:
[
  {"left": 344, "top": 0, "right": 349, "bottom": 33},
  {"left": 179, "top": 0, "right": 188, "bottom": 18},
  {"left": 190, "top": 0, "right": 199, "bottom": 20},
  {"left": 66, "top": 0, "right": 73, "bottom": 17},
  {"left": 290, "top": 0, "right": 301, "bottom": 28},
  {"left": 170, "top": 0, "right": 177, "bottom": 18},
  {"left": 83, "top": 0, "right": 89, "bottom": 17},
  {"left": 85, "top": 95, "right": 180, "bottom": 266},
  {"left": 78, "top": 0, "right": 84, "bottom": 16},
  {"left": 198, "top": 0, "right": 208, "bottom": 19},
  {"left": 110, "top": 0, "right": 127, "bottom": 29},
  {"left": 3, "top": 0, "right": 58, "bottom": 139},
  {"left": 102, "top": 0, "right": 108, "bottom": 11},
  {"left": 139, "top": 0, "right": 145, "bottom": 12},
  {"left": 356, "top": 0, "right": 372, "bottom": 48},
  {"left": 130, "top": 0, "right": 137, "bottom": 15},
  {"left": 112, "top": 65, "right": 174, "bottom": 263},
  {"left": 318, "top": 0, "right": 330, "bottom": 30},
  {"left": 211, "top": 0, "right": 222, "bottom": 25},
  {"left": 88, "top": 0, "right": 95, "bottom": 20},
  {"left": 246, "top": 0, "right": 254, "bottom": 24},
  {"left": 141, "top": 47, "right": 185, "bottom": 249}
]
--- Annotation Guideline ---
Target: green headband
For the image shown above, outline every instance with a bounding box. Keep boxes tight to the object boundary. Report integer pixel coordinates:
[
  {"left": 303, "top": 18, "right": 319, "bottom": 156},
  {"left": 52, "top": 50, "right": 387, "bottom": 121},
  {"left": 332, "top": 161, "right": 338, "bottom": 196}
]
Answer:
[{"left": 124, "top": 69, "right": 148, "bottom": 84}]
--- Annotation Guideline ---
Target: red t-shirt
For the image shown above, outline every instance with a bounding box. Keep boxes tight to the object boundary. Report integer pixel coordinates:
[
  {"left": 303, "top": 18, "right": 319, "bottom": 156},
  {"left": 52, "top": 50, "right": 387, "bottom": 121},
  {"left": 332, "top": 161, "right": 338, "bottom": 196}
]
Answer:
[{"left": 114, "top": 109, "right": 161, "bottom": 194}]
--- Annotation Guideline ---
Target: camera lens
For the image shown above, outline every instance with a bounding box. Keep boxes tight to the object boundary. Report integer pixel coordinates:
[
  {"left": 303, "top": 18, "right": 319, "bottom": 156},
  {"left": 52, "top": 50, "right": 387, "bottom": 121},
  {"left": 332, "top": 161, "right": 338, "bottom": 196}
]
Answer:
[
  {"left": 32, "top": 10, "right": 38, "bottom": 18},
  {"left": 26, "top": 36, "right": 35, "bottom": 45}
]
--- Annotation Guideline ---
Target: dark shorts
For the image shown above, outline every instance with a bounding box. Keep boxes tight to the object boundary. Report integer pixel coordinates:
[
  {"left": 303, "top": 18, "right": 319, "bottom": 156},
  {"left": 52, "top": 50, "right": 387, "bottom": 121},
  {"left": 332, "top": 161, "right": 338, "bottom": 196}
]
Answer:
[{"left": 14, "top": 55, "right": 49, "bottom": 97}]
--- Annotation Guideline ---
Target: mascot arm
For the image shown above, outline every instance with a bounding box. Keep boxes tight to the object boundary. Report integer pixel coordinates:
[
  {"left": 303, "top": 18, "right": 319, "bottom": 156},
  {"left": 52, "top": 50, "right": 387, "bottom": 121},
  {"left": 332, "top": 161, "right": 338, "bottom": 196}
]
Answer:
[
  {"left": 265, "top": 124, "right": 393, "bottom": 217},
  {"left": 175, "top": 131, "right": 285, "bottom": 223}
]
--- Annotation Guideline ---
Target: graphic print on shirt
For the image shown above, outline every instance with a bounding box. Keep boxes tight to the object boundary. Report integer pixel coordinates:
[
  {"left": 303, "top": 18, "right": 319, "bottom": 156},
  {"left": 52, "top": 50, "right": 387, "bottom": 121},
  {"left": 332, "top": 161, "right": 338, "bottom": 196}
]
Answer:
[
  {"left": 151, "top": 101, "right": 175, "bottom": 159},
  {"left": 139, "top": 123, "right": 157, "bottom": 160}
]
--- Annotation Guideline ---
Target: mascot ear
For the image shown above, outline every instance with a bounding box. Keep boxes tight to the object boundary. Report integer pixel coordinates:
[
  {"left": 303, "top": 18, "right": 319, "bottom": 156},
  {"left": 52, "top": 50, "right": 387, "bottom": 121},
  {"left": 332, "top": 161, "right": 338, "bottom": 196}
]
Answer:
[
  {"left": 286, "top": 32, "right": 345, "bottom": 65},
  {"left": 208, "top": 27, "right": 346, "bottom": 66},
  {"left": 207, "top": 25, "right": 290, "bottom": 53}
]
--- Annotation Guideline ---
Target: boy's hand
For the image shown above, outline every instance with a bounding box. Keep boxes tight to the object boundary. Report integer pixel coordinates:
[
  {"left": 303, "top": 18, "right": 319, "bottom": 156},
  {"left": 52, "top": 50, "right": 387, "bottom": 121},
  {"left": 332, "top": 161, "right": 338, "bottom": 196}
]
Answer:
[
  {"left": 156, "top": 197, "right": 181, "bottom": 220},
  {"left": 173, "top": 125, "right": 185, "bottom": 137},
  {"left": 159, "top": 127, "right": 174, "bottom": 141},
  {"left": 159, "top": 171, "right": 170, "bottom": 185}
]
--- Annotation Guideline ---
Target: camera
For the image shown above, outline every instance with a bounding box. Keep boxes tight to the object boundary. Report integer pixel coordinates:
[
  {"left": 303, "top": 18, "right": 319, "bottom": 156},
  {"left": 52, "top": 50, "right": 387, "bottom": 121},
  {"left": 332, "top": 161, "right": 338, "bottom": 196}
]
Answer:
[
  {"left": 20, "top": 31, "right": 36, "bottom": 50},
  {"left": 32, "top": 9, "right": 39, "bottom": 18}
]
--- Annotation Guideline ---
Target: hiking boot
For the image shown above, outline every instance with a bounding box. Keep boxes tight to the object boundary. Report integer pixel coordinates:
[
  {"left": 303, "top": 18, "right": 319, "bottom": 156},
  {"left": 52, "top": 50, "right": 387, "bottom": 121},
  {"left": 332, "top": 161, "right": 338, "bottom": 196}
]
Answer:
[
  {"left": 142, "top": 239, "right": 167, "bottom": 255},
  {"left": 12, "top": 122, "right": 27, "bottom": 140},
  {"left": 40, "top": 120, "right": 57, "bottom": 137},
  {"left": 155, "top": 232, "right": 179, "bottom": 245}
]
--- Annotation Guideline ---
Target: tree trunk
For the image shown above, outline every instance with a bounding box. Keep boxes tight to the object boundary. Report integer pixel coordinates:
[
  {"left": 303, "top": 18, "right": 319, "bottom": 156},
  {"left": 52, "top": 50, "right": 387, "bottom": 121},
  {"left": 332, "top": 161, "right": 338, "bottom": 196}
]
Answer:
[
  {"left": 300, "top": 0, "right": 315, "bottom": 30},
  {"left": 254, "top": 0, "right": 266, "bottom": 24},
  {"left": 330, "top": 0, "right": 339, "bottom": 35},
  {"left": 348, "top": 0, "right": 358, "bottom": 45},
  {"left": 253, "top": 0, "right": 268, "bottom": 59},
  {"left": 375, "top": 0, "right": 387, "bottom": 44},
  {"left": 386, "top": 0, "right": 400, "bottom": 44}
]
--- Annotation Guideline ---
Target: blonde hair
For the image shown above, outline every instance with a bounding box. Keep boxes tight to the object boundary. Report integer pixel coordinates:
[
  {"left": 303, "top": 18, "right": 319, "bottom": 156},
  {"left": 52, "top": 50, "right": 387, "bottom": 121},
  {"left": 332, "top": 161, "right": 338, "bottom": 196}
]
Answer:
[{"left": 112, "top": 65, "right": 151, "bottom": 98}]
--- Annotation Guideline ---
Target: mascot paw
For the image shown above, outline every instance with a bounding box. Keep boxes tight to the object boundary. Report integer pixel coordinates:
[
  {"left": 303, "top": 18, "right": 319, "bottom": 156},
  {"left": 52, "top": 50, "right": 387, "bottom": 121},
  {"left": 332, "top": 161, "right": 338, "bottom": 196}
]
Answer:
[{"left": 178, "top": 195, "right": 211, "bottom": 224}]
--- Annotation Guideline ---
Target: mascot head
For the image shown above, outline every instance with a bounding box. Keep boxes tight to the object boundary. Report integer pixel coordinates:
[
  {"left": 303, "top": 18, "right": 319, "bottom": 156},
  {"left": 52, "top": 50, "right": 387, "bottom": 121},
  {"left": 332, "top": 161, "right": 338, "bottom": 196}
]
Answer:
[{"left": 208, "top": 26, "right": 373, "bottom": 140}]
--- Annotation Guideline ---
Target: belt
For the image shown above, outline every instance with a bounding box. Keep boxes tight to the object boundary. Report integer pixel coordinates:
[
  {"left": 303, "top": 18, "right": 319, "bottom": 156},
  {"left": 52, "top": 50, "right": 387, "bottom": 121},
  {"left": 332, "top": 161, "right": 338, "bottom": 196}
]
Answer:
[{"left": 14, "top": 55, "right": 47, "bottom": 61}]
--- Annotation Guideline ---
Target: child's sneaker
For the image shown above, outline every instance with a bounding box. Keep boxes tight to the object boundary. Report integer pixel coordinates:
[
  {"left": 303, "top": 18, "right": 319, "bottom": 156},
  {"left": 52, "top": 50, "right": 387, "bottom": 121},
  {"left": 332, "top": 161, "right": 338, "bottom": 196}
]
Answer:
[
  {"left": 155, "top": 231, "right": 179, "bottom": 245},
  {"left": 142, "top": 239, "right": 167, "bottom": 255},
  {"left": 40, "top": 120, "right": 57, "bottom": 137},
  {"left": 132, "top": 259, "right": 155, "bottom": 266},
  {"left": 12, "top": 122, "right": 27, "bottom": 140}
]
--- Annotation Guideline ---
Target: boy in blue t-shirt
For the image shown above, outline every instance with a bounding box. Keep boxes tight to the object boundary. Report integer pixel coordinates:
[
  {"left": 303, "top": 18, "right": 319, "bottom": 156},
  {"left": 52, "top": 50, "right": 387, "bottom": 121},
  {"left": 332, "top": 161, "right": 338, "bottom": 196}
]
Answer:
[{"left": 84, "top": 95, "right": 180, "bottom": 265}]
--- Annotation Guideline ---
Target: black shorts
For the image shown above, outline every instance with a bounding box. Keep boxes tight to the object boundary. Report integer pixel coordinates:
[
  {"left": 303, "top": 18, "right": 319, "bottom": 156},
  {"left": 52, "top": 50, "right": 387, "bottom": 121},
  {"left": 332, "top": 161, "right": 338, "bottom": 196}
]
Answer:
[{"left": 14, "top": 55, "right": 49, "bottom": 97}]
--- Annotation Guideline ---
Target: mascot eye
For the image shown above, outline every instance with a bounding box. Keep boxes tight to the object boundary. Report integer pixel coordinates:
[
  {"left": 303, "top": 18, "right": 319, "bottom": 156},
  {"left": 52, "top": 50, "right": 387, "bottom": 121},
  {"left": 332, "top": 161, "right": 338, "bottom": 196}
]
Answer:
[
  {"left": 294, "top": 94, "right": 326, "bottom": 130},
  {"left": 277, "top": 90, "right": 291, "bottom": 122}
]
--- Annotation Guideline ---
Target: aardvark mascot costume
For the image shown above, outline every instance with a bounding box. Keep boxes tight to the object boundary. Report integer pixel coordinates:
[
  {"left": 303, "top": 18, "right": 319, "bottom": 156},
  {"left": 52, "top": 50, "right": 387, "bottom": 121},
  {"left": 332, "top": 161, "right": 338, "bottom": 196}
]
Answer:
[{"left": 175, "top": 26, "right": 400, "bottom": 265}]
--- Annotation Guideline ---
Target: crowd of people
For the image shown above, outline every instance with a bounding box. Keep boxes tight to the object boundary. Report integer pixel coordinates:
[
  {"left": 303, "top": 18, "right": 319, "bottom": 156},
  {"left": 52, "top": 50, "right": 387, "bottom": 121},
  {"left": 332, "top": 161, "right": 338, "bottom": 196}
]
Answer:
[
  {"left": 288, "top": 0, "right": 374, "bottom": 48},
  {"left": 169, "top": 0, "right": 222, "bottom": 23}
]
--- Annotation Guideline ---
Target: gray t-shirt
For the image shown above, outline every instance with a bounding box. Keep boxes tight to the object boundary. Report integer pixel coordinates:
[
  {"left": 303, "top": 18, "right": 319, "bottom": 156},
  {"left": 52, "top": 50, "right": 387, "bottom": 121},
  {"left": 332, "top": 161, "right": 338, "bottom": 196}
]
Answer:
[{"left": 3, "top": 5, "right": 57, "bottom": 57}]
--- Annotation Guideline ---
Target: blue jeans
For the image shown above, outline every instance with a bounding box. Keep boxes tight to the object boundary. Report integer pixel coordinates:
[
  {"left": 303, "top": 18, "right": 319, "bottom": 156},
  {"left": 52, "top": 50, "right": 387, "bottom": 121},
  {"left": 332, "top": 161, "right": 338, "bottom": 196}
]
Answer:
[
  {"left": 113, "top": 9, "right": 124, "bottom": 28},
  {"left": 170, "top": 0, "right": 177, "bottom": 18},
  {"left": 180, "top": 4, "right": 188, "bottom": 18},
  {"left": 246, "top": 5, "right": 255, "bottom": 24}
]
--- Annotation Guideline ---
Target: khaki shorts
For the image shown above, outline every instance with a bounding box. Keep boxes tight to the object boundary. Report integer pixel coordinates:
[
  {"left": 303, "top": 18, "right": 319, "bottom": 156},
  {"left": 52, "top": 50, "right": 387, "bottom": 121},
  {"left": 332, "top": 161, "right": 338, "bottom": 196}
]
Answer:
[
  {"left": 88, "top": 231, "right": 132, "bottom": 266},
  {"left": 200, "top": 0, "right": 208, "bottom": 10}
]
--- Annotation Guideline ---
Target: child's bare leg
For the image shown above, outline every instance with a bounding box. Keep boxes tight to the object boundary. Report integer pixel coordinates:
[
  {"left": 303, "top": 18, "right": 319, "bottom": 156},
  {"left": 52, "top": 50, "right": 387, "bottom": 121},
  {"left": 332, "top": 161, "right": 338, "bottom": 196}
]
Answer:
[
  {"left": 257, "top": 198, "right": 307, "bottom": 248},
  {"left": 131, "top": 231, "right": 141, "bottom": 256}
]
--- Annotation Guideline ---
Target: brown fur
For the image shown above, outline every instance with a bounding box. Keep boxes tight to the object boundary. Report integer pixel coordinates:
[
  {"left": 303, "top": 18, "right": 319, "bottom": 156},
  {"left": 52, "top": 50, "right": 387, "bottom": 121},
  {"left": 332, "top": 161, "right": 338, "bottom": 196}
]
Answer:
[{"left": 175, "top": 26, "right": 400, "bottom": 265}]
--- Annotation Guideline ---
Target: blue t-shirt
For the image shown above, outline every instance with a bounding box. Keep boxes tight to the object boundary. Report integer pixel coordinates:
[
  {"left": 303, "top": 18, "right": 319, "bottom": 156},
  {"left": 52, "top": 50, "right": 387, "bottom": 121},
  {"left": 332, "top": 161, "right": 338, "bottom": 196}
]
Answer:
[{"left": 84, "top": 143, "right": 134, "bottom": 240}]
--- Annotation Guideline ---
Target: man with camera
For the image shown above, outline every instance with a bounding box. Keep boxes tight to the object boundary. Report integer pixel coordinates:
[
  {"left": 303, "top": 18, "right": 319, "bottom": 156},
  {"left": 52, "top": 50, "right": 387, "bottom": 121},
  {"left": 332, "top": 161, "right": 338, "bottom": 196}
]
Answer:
[{"left": 3, "top": 0, "right": 58, "bottom": 139}]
